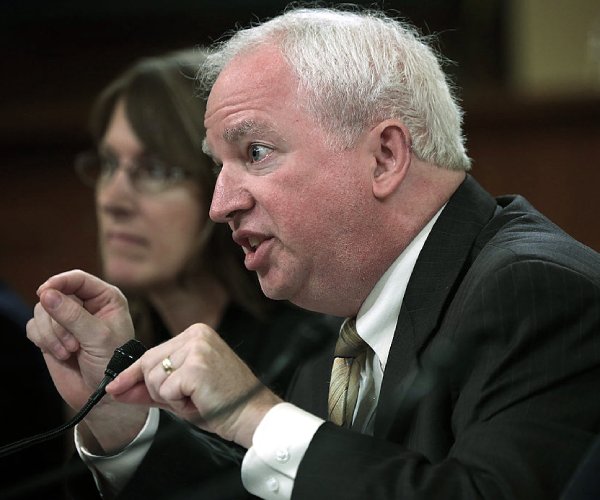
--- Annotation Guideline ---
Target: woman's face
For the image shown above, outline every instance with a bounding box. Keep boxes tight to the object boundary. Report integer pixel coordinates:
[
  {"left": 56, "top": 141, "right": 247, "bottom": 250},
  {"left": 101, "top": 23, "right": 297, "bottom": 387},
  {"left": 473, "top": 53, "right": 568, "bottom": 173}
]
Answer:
[{"left": 96, "top": 99, "right": 207, "bottom": 291}]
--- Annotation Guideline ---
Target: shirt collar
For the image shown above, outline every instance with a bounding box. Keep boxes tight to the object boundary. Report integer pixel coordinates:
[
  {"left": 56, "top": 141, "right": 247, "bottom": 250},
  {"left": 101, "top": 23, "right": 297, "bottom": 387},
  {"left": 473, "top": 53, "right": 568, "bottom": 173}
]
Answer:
[{"left": 355, "top": 207, "right": 443, "bottom": 369}]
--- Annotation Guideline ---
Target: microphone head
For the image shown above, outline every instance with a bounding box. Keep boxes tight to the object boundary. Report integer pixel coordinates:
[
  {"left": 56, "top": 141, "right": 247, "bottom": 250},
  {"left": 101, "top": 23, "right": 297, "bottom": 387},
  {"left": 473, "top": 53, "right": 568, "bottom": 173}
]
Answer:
[{"left": 104, "top": 339, "right": 147, "bottom": 380}]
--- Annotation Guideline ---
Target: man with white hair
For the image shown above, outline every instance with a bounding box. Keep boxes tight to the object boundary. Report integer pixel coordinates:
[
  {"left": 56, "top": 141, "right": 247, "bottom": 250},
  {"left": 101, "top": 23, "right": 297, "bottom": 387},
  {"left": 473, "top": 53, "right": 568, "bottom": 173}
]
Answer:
[{"left": 28, "top": 6, "right": 600, "bottom": 499}]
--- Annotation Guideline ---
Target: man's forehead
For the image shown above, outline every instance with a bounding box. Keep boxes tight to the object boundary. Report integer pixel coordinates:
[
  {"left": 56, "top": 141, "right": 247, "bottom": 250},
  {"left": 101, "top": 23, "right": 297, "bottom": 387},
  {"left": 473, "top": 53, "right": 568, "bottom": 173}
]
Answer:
[
  {"left": 204, "top": 48, "right": 297, "bottom": 148},
  {"left": 207, "top": 44, "right": 292, "bottom": 107}
]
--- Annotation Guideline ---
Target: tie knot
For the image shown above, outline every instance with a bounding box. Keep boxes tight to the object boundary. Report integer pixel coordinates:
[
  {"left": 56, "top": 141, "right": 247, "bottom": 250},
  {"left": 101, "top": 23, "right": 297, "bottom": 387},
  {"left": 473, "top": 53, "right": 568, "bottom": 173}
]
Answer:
[{"left": 334, "top": 318, "right": 367, "bottom": 358}]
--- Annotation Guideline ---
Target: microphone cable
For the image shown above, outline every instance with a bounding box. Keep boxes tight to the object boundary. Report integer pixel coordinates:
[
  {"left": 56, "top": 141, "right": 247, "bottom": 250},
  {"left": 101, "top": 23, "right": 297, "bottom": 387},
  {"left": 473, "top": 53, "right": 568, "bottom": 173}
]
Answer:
[{"left": 0, "top": 339, "right": 146, "bottom": 459}]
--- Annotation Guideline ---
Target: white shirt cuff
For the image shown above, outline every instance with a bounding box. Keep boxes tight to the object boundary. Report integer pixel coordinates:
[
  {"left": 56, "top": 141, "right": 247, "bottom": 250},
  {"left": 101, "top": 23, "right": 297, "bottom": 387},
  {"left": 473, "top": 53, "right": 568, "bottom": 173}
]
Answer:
[
  {"left": 241, "top": 402, "right": 324, "bottom": 499},
  {"left": 75, "top": 407, "right": 160, "bottom": 496}
]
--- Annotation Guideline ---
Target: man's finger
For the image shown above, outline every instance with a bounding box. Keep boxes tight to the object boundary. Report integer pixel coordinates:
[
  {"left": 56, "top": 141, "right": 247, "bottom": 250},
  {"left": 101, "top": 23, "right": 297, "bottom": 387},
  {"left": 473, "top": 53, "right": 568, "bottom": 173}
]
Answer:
[
  {"left": 39, "top": 288, "right": 115, "bottom": 348},
  {"left": 38, "top": 269, "right": 128, "bottom": 316},
  {"left": 29, "top": 300, "right": 70, "bottom": 360},
  {"left": 108, "top": 382, "right": 155, "bottom": 406},
  {"left": 107, "top": 359, "right": 145, "bottom": 395},
  {"left": 37, "top": 269, "right": 105, "bottom": 298}
]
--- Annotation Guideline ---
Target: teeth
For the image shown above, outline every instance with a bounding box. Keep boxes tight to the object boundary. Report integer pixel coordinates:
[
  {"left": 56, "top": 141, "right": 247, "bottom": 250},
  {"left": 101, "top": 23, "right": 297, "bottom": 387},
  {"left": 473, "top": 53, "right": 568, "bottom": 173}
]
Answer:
[{"left": 248, "top": 236, "right": 261, "bottom": 249}]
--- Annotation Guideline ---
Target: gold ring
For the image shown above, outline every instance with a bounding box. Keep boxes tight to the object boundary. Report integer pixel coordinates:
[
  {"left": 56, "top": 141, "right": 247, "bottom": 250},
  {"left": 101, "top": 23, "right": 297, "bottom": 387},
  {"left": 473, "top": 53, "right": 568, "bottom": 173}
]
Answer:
[{"left": 162, "top": 356, "right": 174, "bottom": 375}]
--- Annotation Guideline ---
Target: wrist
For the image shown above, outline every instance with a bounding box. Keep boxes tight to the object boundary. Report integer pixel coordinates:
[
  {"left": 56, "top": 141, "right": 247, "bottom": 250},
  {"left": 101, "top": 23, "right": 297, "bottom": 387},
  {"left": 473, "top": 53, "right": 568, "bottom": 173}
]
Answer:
[
  {"left": 82, "top": 402, "right": 149, "bottom": 454},
  {"left": 233, "top": 389, "right": 283, "bottom": 449}
]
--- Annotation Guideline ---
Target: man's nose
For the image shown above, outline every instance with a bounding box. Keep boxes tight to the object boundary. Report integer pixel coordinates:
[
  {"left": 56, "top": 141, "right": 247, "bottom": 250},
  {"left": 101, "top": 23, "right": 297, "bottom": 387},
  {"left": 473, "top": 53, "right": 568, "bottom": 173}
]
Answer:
[{"left": 209, "top": 168, "right": 253, "bottom": 223}]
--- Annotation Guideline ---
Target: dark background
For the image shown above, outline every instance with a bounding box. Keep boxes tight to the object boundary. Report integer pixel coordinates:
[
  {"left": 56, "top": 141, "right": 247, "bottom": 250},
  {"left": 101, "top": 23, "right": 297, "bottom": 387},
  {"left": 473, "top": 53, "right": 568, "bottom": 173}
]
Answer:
[{"left": 2, "top": 0, "right": 600, "bottom": 306}]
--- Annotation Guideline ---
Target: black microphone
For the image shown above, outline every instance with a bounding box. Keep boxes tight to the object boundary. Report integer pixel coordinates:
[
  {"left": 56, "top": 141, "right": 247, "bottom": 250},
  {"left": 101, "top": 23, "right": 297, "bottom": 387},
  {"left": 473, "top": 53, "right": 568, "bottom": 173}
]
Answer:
[
  {"left": 0, "top": 319, "right": 336, "bottom": 499},
  {"left": 0, "top": 339, "right": 146, "bottom": 458}
]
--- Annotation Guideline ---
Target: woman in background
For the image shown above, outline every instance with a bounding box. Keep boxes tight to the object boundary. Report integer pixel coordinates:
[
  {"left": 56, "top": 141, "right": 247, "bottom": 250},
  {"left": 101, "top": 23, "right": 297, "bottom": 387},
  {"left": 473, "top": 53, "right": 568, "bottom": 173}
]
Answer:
[{"left": 75, "top": 48, "right": 335, "bottom": 396}]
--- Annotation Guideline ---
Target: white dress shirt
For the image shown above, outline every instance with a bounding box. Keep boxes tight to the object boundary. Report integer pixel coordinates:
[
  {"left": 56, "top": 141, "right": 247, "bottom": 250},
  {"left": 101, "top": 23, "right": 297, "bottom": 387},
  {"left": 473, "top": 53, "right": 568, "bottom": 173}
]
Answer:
[
  {"left": 76, "top": 406, "right": 159, "bottom": 497},
  {"left": 241, "top": 210, "right": 441, "bottom": 499},
  {"left": 77, "top": 209, "right": 442, "bottom": 499}
]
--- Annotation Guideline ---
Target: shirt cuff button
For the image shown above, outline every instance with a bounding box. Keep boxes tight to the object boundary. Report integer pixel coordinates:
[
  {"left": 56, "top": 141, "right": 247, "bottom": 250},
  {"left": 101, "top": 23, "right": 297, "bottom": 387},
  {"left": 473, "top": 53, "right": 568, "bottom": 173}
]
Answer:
[
  {"left": 266, "top": 476, "right": 280, "bottom": 493},
  {"left": 275, "top": 448, "right": 290, "bottom": 463}
]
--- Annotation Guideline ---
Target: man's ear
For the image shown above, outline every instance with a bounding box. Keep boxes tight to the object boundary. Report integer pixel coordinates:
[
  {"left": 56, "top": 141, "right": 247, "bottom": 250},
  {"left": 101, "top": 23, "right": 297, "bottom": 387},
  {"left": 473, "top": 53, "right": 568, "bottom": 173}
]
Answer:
[{"left": 370, "top": 120, "right": 412, "bottom": 200}]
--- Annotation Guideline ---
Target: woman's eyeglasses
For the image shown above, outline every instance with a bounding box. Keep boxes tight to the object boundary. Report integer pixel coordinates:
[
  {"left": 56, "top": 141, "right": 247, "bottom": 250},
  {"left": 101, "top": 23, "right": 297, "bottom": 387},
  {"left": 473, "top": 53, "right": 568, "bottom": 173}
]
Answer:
[{"left": 74, "top": 150, "right": 191, "bottom": 194}]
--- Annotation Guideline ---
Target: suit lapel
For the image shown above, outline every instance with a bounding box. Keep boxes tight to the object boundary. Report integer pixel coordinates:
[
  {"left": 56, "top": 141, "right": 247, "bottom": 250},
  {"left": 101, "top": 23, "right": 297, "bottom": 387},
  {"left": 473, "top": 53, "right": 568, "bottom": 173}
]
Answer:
[
  {"left": 374, "top": 176, "right": 498, "bottom": 438},
  {"left": 288, "top": 340, "right": 336, "bottom": 419}
]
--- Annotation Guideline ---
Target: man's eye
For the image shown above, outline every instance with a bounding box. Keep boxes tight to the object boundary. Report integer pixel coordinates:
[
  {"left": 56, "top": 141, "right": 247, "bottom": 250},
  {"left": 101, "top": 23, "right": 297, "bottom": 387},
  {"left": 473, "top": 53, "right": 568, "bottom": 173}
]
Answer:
[{"left": 248, "top": 144, "right": 272, "bottom": 163}]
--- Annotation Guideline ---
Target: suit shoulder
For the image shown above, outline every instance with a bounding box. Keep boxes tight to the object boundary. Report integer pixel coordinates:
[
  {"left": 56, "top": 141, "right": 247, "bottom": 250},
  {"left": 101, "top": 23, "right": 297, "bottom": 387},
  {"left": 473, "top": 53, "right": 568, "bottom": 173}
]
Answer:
[{"left": 473, "top": 195, "right": 600, "bottom": 282}]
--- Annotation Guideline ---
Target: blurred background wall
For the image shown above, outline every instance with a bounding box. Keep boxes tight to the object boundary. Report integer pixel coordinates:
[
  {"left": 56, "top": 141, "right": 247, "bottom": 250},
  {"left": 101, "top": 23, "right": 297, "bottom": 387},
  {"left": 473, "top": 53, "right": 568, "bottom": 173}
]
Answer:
[{"left": 1, "top": 0, "right": 599, "bottom": 306}]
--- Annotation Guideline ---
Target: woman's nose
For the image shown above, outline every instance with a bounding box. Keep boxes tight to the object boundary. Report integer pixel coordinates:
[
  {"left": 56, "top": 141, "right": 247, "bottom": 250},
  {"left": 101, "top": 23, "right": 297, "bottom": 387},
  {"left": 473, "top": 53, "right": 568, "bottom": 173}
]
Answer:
[{"left": 97, "top": 167, "right": 137, "bottom": 216}]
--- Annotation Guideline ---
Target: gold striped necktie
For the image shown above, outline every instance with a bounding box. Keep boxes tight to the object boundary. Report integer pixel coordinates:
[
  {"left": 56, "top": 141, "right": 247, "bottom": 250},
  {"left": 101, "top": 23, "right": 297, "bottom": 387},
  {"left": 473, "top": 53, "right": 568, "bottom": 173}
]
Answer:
[{"left": 328, "top": 318, "right": 368, "bottom": 427}]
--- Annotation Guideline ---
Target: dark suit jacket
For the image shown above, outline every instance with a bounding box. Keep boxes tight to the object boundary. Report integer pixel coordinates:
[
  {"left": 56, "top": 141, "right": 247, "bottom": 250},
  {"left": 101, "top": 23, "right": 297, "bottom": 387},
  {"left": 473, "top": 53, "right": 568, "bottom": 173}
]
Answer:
[
  {"left": 561, "top": 436, "right": 600, "bottom": 499},
  {"left": 289, "top": 175, "right": 600, "bottom": 499},
  {"left": 74, "top": 176, "right": 600, "bottom": 499}
]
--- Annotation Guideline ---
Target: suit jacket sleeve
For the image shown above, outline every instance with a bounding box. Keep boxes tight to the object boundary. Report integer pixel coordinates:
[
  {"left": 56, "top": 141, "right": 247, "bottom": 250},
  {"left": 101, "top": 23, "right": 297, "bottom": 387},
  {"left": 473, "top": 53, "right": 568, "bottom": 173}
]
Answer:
[{"left": 115, "top": 411, "right": 254, "bottom": 500}]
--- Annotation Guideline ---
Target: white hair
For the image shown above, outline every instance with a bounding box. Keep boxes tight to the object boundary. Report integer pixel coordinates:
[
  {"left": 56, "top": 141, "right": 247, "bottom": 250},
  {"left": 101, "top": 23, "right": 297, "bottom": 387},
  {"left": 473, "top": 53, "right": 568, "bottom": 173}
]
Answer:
[{"left": 200, "top": 7, "right": 471, "bottom": 171}]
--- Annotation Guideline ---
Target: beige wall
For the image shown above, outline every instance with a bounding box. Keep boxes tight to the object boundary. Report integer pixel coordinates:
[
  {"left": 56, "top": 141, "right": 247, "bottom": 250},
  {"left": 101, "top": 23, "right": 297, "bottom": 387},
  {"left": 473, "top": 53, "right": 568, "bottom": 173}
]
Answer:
[{"left": 508, "top": 0, "right": 600, "bottom": 95}]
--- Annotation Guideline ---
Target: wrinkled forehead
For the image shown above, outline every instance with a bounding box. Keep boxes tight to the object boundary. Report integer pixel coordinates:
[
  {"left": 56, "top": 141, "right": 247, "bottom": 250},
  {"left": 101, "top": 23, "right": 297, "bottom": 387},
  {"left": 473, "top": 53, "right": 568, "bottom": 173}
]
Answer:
[{"left": 203, "top": 45, "right": 303, "bottom": 149}]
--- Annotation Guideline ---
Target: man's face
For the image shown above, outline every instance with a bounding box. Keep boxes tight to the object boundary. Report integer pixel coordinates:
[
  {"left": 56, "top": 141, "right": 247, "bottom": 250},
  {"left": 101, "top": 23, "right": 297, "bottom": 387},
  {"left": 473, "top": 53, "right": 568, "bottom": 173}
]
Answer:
[{"left": 205, "top": 45, "right": 375, "bottom": 314}]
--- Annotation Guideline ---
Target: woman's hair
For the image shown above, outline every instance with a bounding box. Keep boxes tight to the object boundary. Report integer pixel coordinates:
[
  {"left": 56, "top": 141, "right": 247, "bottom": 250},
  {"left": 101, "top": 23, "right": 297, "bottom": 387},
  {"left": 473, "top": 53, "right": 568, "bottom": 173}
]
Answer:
[
  {"left": 201, "top": 7, "right": 471, "bottom": 171},
  {"left": 89, "top": 48, "right": 270, "bottom": 326}
]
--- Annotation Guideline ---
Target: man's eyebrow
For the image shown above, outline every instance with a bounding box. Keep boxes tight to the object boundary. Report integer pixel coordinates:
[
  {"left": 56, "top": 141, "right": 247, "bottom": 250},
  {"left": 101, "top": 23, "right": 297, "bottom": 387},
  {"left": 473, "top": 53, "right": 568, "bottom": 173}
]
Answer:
[
  {"left": 223, "top": 119, "right": 274, "bottom": 143},
  {"left": 202, "top": 120, "right": 281, "bottom": 163}
]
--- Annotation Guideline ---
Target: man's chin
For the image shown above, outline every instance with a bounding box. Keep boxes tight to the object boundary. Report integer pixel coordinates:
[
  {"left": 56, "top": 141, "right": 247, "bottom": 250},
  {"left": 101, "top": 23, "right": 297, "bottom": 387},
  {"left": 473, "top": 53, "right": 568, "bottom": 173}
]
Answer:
[
  {"left": 257, "top": 275, "right": 311, "bottom": 308},
  {"left": 257, "top": 276, "right": 291, "bottom": 302}
]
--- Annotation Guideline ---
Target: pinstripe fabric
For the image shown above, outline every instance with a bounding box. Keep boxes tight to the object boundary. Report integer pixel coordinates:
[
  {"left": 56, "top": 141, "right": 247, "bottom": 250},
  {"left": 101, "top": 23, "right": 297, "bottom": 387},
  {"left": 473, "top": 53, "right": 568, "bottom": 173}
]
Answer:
[{"left": 290, "top": 176, "right": 600, "bottom": 500}]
